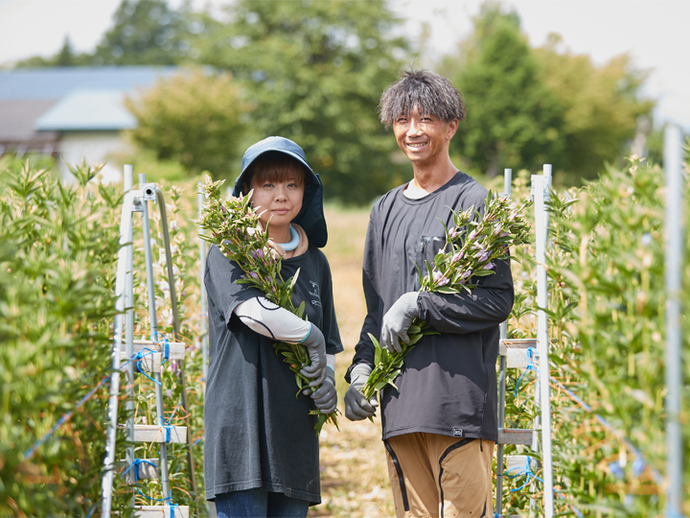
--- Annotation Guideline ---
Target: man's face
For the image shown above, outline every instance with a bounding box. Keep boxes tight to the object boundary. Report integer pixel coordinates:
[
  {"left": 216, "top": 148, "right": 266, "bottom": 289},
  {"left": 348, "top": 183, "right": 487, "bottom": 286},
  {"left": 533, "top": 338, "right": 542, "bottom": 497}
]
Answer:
[{"left": 393, "top": 106, "right": 458, "bottom": 167}]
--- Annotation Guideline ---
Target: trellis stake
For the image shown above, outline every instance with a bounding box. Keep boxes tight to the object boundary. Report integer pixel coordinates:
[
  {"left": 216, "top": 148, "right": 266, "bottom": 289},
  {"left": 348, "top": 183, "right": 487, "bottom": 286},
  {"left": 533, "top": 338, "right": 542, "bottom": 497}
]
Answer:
[{"left": 664, "top": 122, "right": 684, "bottom": 518}]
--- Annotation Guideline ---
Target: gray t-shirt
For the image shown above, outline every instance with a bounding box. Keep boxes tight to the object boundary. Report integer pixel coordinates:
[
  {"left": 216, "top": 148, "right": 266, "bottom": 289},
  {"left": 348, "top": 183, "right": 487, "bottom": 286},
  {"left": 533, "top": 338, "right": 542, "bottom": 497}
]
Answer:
[
  {"left": 348, "top": 171, "right": 514, "bottom": 441},
  {"left": 204, "top": 245, "right": 343, "bottom": 503}
]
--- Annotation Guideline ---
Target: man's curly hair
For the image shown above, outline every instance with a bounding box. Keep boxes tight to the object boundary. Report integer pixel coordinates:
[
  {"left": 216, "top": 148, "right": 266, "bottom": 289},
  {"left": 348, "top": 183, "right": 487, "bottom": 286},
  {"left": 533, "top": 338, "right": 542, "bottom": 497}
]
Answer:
[{"left": 379, "top": 70, "right": 466, "bottom": 129}]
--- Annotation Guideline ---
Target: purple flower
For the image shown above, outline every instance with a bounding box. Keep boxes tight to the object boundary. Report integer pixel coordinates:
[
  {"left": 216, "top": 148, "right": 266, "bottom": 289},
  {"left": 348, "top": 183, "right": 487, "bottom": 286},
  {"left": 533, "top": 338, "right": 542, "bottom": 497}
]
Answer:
[
  {"left": 451, "top": 251, "right": 464, "bottom": 264},
  {"left": 432, "top": 270, "right": 449, "bottom": 286},
  {"left": 476, "top": 249, "right": 490, "bottom": 262},
  {"left": 251, "top": 248, "right": 264, "bottom": 259},
  {"left": 483, "top": 263, "right": 495, "bottom": 270},
  {"left": 249, "top": 271, "right": 259, "bottom": 279},
  {"left": 468, "top": 229, "right": 477, "bottom": 241}
]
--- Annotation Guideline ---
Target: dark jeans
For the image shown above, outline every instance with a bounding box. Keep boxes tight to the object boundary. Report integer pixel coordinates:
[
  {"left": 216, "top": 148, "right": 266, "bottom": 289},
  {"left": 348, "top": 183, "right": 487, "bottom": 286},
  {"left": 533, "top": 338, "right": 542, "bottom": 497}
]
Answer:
[{"left": 214, "top": 488, "right": 309, "bottom": 518}]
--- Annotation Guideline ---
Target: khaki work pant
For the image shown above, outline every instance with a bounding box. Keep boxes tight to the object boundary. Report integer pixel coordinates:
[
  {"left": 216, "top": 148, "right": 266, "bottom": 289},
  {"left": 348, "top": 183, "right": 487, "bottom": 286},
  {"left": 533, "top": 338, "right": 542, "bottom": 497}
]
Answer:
[{"left": 384, "top": 433, "right": 494, "bottom": 518}]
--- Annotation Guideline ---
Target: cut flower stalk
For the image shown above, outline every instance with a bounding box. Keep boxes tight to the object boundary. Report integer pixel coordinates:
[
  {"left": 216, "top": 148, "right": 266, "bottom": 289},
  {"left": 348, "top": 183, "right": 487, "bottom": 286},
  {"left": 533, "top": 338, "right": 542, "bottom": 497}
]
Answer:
[{"left": 198, "top": 176, "right": 339, "bottom": 434}]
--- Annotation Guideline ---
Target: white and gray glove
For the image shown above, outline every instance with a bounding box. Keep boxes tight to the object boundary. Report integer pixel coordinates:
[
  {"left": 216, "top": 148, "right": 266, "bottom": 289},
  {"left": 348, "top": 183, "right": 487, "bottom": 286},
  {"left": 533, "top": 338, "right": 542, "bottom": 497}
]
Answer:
[
  {"left": 234, "top": 297, "right": 327, "bottom": 384},
  {"left": 299, "top": 323, "right": 327, "bottom": 385},
  {"left": 344, "top": 363, "right": 378, "bottom": 421},
  {"left": 380, "top": 292, "right": 419, "bottom": 353},
  {"left": 305, "top": 367, "right": 338, "bottom": 414}
]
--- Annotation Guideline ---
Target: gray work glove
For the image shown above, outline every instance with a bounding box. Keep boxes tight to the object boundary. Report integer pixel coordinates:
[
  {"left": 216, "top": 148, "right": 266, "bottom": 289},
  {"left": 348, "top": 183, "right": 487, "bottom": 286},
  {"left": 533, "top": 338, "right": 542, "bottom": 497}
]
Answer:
[
  {"left": 305, "top": 368, "right": 338, "bottom": 414},
  {"left": 380, "top": 292, "right": 420, "bottom": 353},
  {"left": 299, "top": 323, "right": 327, "bottom": 386},
  {"left": 344, "top": 363, "right": 378, "bottom": 421}
]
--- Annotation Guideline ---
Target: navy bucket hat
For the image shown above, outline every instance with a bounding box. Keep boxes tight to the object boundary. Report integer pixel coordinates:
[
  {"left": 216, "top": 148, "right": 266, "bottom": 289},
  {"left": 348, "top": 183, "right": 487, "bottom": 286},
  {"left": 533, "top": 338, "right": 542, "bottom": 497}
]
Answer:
[{"left": 232, "top": 136, "right": 328, "bottom": 248}]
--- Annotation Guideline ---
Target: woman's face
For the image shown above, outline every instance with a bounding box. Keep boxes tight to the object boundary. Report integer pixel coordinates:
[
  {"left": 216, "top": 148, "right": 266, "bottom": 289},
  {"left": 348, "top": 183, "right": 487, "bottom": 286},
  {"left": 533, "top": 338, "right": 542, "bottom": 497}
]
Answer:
[{"left": 248, "top": 174, "right": 304, "bottom": 242}]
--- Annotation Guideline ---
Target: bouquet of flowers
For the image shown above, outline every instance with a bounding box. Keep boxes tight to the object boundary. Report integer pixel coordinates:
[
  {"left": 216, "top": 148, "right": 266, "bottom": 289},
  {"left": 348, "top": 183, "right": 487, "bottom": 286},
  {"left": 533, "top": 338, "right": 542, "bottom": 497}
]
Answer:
[
  {"left": 198, "top": 176, "right": 339, "bottom": 434},
  {"left": 361, "top": 192, "right": 532, "bottom": 402}
]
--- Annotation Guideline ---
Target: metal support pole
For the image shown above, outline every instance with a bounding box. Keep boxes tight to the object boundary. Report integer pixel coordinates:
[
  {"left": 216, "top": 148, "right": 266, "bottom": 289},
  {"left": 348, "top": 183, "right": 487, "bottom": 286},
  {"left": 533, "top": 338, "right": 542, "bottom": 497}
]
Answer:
[
  {"left": 542, "top": 164, "right": 552, "bottom": 229},
  {"left": 664, "top": 123, "right": 684, "bottom": 518},
  {"left": 123, "top": 166, "right": 136, "bottom": 500},
  {"left": 495, "top": 168, "right": 512, "bottom": 516},
  {"left": 102, "top": 190, "right": 136, "bottom": 517},
  {"left": 532, "top": 173, "right": 554, "bottom": 517},
  {"left": 154, "top": 184, "right": 198, "bottom": 502},
  {"left": 139, "top": 173, "right": 171, "bottom": 501},
  {"left": 103, "top": 173, "right": 198, "bottom": 512},
  {"left": 198, "top": 184, "right": 208, "bottom": 381}
]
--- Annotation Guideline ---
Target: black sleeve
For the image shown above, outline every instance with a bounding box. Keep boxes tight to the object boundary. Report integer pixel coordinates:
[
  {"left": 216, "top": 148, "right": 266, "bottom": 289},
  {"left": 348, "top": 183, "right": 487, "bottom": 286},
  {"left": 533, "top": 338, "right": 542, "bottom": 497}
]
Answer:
[
  {"left": 204, "top": 245, "right": 263, "bottom": 331},
  {"left": 346, "top": 211, "right": 380, "bottom": 382},
  {"left": 417, "top": 255, "right": 514, "bottom": 334},
  {"left": 318, "top": 254, "right": 344, "bottom": 355}
]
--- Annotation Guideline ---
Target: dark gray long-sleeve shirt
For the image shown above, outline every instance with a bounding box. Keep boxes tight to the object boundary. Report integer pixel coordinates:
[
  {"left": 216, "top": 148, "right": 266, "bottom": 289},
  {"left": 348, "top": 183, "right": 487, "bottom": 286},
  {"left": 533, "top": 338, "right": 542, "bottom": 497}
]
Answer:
[
  {"left": 347, "top": 171, "right": 514, "bottom": 441},
  {"left": 204, "top": 245, "right": 343, "bottom": 502}
]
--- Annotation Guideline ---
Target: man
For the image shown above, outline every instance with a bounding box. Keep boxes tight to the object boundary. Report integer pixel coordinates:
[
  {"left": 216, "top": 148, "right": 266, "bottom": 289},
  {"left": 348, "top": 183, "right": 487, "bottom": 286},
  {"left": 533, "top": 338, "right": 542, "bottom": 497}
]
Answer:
[{"left": 344, "top": 70, "right": 514, "bottom": 518}]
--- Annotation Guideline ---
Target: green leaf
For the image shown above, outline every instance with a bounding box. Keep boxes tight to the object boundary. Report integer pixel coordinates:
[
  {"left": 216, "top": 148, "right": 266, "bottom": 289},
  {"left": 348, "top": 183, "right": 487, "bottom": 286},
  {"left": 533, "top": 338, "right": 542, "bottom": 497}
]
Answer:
[
  {"left": 295, "top": 301, "right": 305, "bottom": 319},
  {"left": 435, "top": 286, "right": 459, "bottom": 294},
  {"left": 374, "top": 380, "right": 389, "bottom": 391},
  {"left": 407, "top": 334, "right": 423, "bottom": 346}
]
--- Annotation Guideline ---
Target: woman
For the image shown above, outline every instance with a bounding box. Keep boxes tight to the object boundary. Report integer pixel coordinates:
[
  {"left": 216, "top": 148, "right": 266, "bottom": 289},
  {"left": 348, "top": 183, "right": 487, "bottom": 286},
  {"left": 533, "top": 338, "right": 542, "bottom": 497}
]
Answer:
[{"left": 204, "top": 136, "right": 342, "bottom": 517}]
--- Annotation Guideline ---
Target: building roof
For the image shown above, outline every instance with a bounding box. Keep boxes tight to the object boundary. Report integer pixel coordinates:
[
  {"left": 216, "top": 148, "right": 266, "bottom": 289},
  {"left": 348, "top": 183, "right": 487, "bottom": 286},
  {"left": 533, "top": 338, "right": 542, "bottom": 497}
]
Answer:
[
  {"left": 0, "top": 100, "right": 59, "bottom": 141},
  {"left": 0, "top": 66, "right": 179, "bottom": 100},
  {"left": 0, "top": 66, "right": 179, "bottom": 139},
  {"left": 35, "top": 89, "right": 136, "bottom": 131}
]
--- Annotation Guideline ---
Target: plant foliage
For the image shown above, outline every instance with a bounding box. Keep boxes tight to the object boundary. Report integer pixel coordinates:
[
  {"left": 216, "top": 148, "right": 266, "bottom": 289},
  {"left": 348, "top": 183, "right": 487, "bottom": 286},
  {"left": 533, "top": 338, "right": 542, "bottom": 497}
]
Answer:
[
  {"left": 0, "top": 159, "right": 121, "bottom": 515},
  {"left": 498, "top": 153, "right": 689, "bottom": 515},
  {"left": 125, "top": 67, "right": 249, "bottom": 178}
]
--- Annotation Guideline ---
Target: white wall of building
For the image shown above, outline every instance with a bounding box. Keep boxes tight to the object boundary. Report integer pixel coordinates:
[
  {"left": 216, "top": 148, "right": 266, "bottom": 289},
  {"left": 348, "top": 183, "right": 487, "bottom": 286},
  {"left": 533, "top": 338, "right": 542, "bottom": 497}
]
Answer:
[{"left": 58, "top": 131, "right": 132, "bottom": 184}]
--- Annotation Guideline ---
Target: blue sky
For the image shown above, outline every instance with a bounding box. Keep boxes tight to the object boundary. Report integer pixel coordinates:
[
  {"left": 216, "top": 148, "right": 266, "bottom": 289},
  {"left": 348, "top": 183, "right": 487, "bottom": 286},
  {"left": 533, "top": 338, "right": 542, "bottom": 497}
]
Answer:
[{"left": 1, "top": 0, "right": 688, "bottom": 129}]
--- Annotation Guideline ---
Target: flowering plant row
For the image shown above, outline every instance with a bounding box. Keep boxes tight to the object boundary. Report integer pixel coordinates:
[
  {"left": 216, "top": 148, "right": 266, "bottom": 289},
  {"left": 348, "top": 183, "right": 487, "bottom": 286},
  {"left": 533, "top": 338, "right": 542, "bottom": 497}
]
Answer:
[
  {"left": 362, "top": 192, "right": 532, "bottom": 401},
  {"left": 198, "top": 176, "right": 338, "bottom": 434}
]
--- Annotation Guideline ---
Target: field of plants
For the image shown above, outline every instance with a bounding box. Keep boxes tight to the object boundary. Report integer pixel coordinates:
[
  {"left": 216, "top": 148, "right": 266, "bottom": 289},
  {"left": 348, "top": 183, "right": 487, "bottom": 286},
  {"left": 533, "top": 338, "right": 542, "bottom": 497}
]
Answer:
[{"left": 0, "top": 150, "right": 688, "bottom": 517}]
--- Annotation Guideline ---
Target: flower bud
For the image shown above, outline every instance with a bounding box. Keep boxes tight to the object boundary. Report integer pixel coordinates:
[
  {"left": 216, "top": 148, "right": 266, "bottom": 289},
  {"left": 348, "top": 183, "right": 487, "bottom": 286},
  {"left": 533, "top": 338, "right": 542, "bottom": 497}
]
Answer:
[{"left": 432, "top": 270, "right": 449, "bottom": 286}]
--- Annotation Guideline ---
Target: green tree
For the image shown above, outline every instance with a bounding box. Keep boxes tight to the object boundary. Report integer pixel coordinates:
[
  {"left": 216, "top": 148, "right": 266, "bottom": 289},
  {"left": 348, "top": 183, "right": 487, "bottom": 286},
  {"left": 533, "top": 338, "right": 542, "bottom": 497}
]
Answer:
[
  {"left": 55, "top": 36, "right": 78, "bottom": 66},
  {"left": 534, "top": 34, "right": 654, "bottom": 181},
  {"left": 14, "top": 36, "right": 88, "bottom": 68},
  {"left": 14, "top": 0, "right": 206, "bottom": 68},
  {"left": 194, "top": 0, "right": 413, "bottom": 205},
  {"left": 13, "top": 55, "right": 54, "bottom": 68},
  {"left": 89, "top": 0, "right": 199, "bottom": 66},
  {"left": 443, "top": 3, "right": 564, "bottom": 178},
  {"left": 125, "top": 67, "right": 249, "bottom": 177}
]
